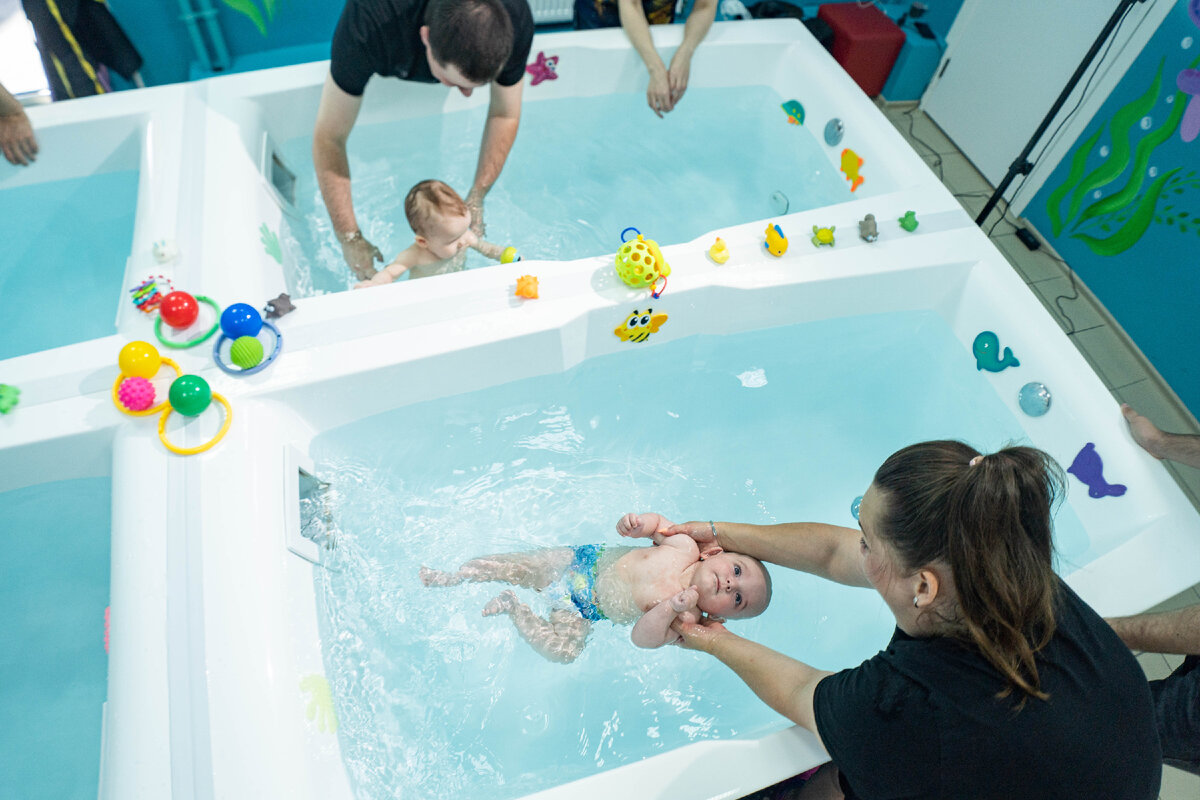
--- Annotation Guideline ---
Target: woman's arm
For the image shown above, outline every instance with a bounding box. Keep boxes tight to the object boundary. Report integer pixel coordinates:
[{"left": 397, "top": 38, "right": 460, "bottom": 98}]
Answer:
[
  {"left": 674, "top": 618, "right": 832, "bottom": 737},
  {"left": 669, "top": 520, "right": 870, "bottom": 588},
  {"left": 616, "top": 0, "right": 672, "bottom": 116},
  {"left": 666, "top": 0, "right": 717, "bottom": 107}
]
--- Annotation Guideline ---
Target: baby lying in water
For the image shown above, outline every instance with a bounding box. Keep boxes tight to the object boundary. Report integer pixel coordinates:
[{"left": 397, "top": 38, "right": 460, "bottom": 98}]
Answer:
[{"left": 420, "top": 512, "right": 772, "bottom": 663}]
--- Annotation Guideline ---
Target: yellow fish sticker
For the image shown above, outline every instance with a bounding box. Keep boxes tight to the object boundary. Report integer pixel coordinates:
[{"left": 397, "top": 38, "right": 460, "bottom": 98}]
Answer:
[
  {"left": 840, "top": 148, "right": 864, "bottom": 192},
  {"left": 764, "top": 223, "right": 788, "bottom": 257},
  {"left": 614, "top": 308, "right": 668, "bottom": 343}
]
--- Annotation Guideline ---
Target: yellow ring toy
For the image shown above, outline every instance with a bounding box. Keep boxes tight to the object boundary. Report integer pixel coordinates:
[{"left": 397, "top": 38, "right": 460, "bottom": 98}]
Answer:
[
  {"left": 157, "top": 392, "right": 233, "bottom": 455},
  {"left": 111, "top": 357, "right": 182, "bottom": 416}
]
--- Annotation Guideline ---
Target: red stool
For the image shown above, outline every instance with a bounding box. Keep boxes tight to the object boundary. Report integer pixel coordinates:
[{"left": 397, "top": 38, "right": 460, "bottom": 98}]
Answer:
[{"left": 818, "top": 4, "right": 905, "bottom": 97}]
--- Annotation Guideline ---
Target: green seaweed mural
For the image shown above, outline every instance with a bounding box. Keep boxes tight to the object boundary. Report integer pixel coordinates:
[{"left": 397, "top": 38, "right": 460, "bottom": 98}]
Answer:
[
  {"left": 221, "top": 0, "right": 283, "bottom": 37},
  {"left": 260, "top": 223, "right": 283, "bottom": 264},
  {"left": 1045, "top": 53, "right": 1200, "bottom": 256}
]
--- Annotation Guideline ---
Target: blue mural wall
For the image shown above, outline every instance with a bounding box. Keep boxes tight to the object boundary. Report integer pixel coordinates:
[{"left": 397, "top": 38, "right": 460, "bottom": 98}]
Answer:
[{"left": 1024, "top": 0, "right": 1200, "bottom": 417}]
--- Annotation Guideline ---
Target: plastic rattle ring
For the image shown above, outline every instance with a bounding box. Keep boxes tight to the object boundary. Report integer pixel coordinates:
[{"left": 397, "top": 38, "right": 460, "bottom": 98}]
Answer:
[
  {"left": 620, "top": 226, "right": 641, "bottom": 243},
  {"left": 212, "top": 319, "right": 282, "bottom": 376},
  {"left": 154, "top": 295, "right": 221, "bottom": 349},
  {"left": 157, "top": 392, "right": 233, "bottom": 455},
  {"left": 111, "top": 356, "right": 182, "bottom": 416}
]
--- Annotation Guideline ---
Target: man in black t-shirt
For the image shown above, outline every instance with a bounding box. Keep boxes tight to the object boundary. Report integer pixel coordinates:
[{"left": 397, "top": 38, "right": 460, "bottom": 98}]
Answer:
[{"left": 315, "top": 0, "right": 534, "bottom": 280}]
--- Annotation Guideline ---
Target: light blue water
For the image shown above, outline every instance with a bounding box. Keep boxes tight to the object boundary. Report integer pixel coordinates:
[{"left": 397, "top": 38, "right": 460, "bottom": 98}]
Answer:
[
  {"left": 0, "top": 171, "right": 139, "bottom": 361},
  {"left": 0, "top": 477, "right": 111, "bottom": 799},
  {"left": 278, "top": 86, "right": 848, "bottom": 297},
  {"left": 310, "top": 310, "right": 1091, "bottom": 800}
]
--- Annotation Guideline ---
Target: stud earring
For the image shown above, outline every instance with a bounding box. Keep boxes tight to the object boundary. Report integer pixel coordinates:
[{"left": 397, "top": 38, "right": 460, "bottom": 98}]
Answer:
[{"left": 913, "top": 596, "right": 920, "bottom": 608}]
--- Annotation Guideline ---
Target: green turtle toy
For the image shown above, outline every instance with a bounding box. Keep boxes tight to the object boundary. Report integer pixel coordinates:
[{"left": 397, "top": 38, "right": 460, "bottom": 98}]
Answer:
[{"left": 811, "top": 225, "right": 835, "bottom": 247}]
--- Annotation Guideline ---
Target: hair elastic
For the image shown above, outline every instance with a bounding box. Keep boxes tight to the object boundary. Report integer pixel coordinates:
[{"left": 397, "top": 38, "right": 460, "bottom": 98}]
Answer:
[{"left": 968, "top": 455, "right": 984, "bottom": 467}]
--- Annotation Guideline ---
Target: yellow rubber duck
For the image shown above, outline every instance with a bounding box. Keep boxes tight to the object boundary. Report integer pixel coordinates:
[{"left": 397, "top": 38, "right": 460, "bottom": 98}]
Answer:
[
  {"left": 708, "top": 237, "right": 730, "bottom": 264},
  {"left": 764, "top": 224, "right": 788, "bottom": 257}
]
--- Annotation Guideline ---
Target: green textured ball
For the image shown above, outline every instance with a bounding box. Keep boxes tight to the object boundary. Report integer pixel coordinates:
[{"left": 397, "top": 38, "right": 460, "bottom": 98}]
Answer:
[
  {"left": 169, "top": 374, "right": 212, "bottom": 417},
  {"left": 230, "top": 335, "right": 264, "bottom": 369}
]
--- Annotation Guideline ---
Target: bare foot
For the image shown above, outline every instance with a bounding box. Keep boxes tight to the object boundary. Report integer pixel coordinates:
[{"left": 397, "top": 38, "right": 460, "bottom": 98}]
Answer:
[
  {"left": 483, "top": 589, "right": 519, "bottom": 616},
  {"left": 419, "top": 566, "right": 462, "bottom": 587},
  {"left": 1121, "top": 404, "right": 1165, "bottom": 460}
]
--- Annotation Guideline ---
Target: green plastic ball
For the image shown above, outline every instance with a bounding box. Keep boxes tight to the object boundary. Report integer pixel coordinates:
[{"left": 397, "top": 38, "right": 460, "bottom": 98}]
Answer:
[
  {"left": 169, "top": 374, "right": 212, "bottom": 417},
  {"left": 230, "top": 335, "right": 264, "bottom": 370}
]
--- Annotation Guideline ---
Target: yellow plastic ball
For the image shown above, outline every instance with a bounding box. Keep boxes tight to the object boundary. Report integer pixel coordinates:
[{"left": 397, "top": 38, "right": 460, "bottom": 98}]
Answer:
[{"left": 118, "top": 341, "right": 162, "bottom": 379}]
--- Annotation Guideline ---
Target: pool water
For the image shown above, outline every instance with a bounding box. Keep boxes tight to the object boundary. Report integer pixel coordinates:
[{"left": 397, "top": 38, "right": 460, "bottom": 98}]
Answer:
[
  {"left": 279, "top": 86, "right": 848, "bottom": 297},
  {"left": 0, "top": 171, "right": 139, "bottom": 361},
  {"left": 309, "top": 310, "right": 1091, "bottom": 800},
  {"left": 0, "top": 477, "right": 111, "bottom": 799}
]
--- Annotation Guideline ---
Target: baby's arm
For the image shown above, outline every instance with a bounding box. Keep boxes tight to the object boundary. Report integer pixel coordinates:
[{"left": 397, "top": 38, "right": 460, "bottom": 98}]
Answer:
[
  {"left": 471, "top": 239, "right": 519, "bottom": 263},
  {"left": 616, "top": 512, "right": 677, "bottom": 541},
  {"left": 631, "top": 587, "right": 700, "bottom": 648},
  {"left": 355, "top": 245, "right": 418, "bottom": 288}
]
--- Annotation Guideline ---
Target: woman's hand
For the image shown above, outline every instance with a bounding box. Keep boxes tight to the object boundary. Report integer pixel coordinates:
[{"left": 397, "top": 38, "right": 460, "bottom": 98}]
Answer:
[
  {"left": 664, "top": 520, "right": 718, "bottom": 546},
  {"left": 667, "top": 50, "right": 692, "bottom": 109},
  {"left": 671, "top": 615, "right": 730, "bottom": 653},
  {"left": 0, "top": 107, "right": 37, "bottom": 166},
  {"left": 646, "top": 65, "right": 673, "bottom": 118}
]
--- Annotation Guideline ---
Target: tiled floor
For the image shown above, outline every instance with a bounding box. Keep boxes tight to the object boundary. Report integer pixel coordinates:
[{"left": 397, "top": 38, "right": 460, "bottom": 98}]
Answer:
[{"left": 882, "top": 101, "right": 1200, "bottom": 800}]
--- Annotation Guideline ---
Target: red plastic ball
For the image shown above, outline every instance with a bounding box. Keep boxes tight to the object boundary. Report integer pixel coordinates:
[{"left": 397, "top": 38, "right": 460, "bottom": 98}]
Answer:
[{"left": 160, "top": 291, "right": 199, "bottom": 329}]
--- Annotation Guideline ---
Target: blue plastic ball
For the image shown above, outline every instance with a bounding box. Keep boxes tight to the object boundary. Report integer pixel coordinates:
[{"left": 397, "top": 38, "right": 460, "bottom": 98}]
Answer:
[
  {"left": 851, "top": 495, "right": 863, "bottom": 520},
  {"left": 220, "top": 303, "right": 263, "bottom": 339},
  {"left": 1017, "top": 382, "right": 1052, "bottom": 417}
]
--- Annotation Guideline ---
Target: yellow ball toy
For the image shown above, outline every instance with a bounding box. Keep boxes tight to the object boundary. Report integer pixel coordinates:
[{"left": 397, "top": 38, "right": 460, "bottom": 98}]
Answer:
[
  {"left": 615, "top": 233, "right": 671, "bottom": 290},
  {"left": 118, "top": 341, "right": 162, "bottom": 379}
]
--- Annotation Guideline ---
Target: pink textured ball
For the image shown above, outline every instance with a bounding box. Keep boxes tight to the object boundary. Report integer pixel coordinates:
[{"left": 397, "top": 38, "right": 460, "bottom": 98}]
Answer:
[{"left": 118, "top": 376, "right": 156, "bottom": 411}]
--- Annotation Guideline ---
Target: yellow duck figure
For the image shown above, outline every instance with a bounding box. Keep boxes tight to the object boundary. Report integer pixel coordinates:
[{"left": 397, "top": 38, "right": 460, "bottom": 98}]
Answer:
[
  {"left": 708, "top": 237, "right": 730, "bottom": 264},
  {"left": 764, "top": 224, "right": 788, "bottom": 257}
]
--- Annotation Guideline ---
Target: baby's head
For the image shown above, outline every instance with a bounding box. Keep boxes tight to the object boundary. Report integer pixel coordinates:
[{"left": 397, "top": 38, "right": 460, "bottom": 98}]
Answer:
[
  {"left": 405, "top": 179, "right": 476, "bottom": 259},
  {"left": 691, "top": 549, "right": 771, "bottom": 620}
]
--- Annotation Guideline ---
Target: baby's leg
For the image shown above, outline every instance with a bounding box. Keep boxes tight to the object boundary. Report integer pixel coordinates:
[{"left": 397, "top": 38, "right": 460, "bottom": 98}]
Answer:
[
  {"left": 482, "top": 590, "right": 591, "bottom": 664},
  {"left": 420, "top": 547, "right": 575, "bottom": 590}
]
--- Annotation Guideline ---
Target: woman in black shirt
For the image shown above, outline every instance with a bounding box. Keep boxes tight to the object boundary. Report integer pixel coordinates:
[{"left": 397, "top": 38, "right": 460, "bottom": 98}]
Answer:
[{"left": 650, "top": 441, "right": 1160, "bottom": 799}]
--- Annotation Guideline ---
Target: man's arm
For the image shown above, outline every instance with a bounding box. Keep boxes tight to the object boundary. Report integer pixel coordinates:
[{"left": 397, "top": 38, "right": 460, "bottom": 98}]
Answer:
[
  {"left": 617, "top": 0, "right": 671, "bottom": 116},
  {"left": 465, "top": 79, "right": 523, "bottom": 230},
  {"left": 668, "top": 520, "right": 871, "bottom": 588},
  {"left": 313, "top": 73, "right": 383, "bottom": 279},
  {"left": 1108, "top": 605, "right": 1200, "bottom": 656},
  {"left": 0, "top": 82, "right": 38, "bottom": 166}
]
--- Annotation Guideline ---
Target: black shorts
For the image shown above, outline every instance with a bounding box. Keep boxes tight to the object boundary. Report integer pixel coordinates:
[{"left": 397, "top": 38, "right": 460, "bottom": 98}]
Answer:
[{"left": 1150, "top": 654, "right": 1200, "bottom": 775}]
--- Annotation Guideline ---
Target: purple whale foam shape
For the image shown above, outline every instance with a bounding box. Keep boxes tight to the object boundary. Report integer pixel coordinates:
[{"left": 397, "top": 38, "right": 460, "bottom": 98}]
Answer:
[{"left": 1067, "top": 442, "right": 1127, "bottom": 499}]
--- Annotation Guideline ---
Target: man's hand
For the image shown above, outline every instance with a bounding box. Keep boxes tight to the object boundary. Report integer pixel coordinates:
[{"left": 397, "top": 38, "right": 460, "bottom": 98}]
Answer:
[
  {"left": 465, "top": 189, "right": 486, "bottom": 238},
  {"left": 340, "top": 233, "right": 383, "bottom": 280},
  {"left": 0, "top": 109, "right": 38, "bottom": 166}
]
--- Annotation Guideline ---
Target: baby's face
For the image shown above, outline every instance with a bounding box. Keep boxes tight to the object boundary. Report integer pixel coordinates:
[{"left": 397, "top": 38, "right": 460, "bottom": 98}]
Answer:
[
  {"left": 422, "top": 210, "right": 476, "bottom": 259},
  {"left": 691, "top": 552, "right": 769, "bottom": 619}
]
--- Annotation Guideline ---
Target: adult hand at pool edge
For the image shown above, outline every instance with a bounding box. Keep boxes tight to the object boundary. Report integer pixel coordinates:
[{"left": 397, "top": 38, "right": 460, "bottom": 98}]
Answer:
[
  {"left": 667, "top": 50, "right": 692, "bottom": 109},
  {"left": 0, "top": 105, "right": 37, "bottom": 166},
  {"left": 340, "top": 232, "right": 383, "bottom": 281},
  {"left": 646, "top": 65, "right": 673, "bottom": 118}
]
